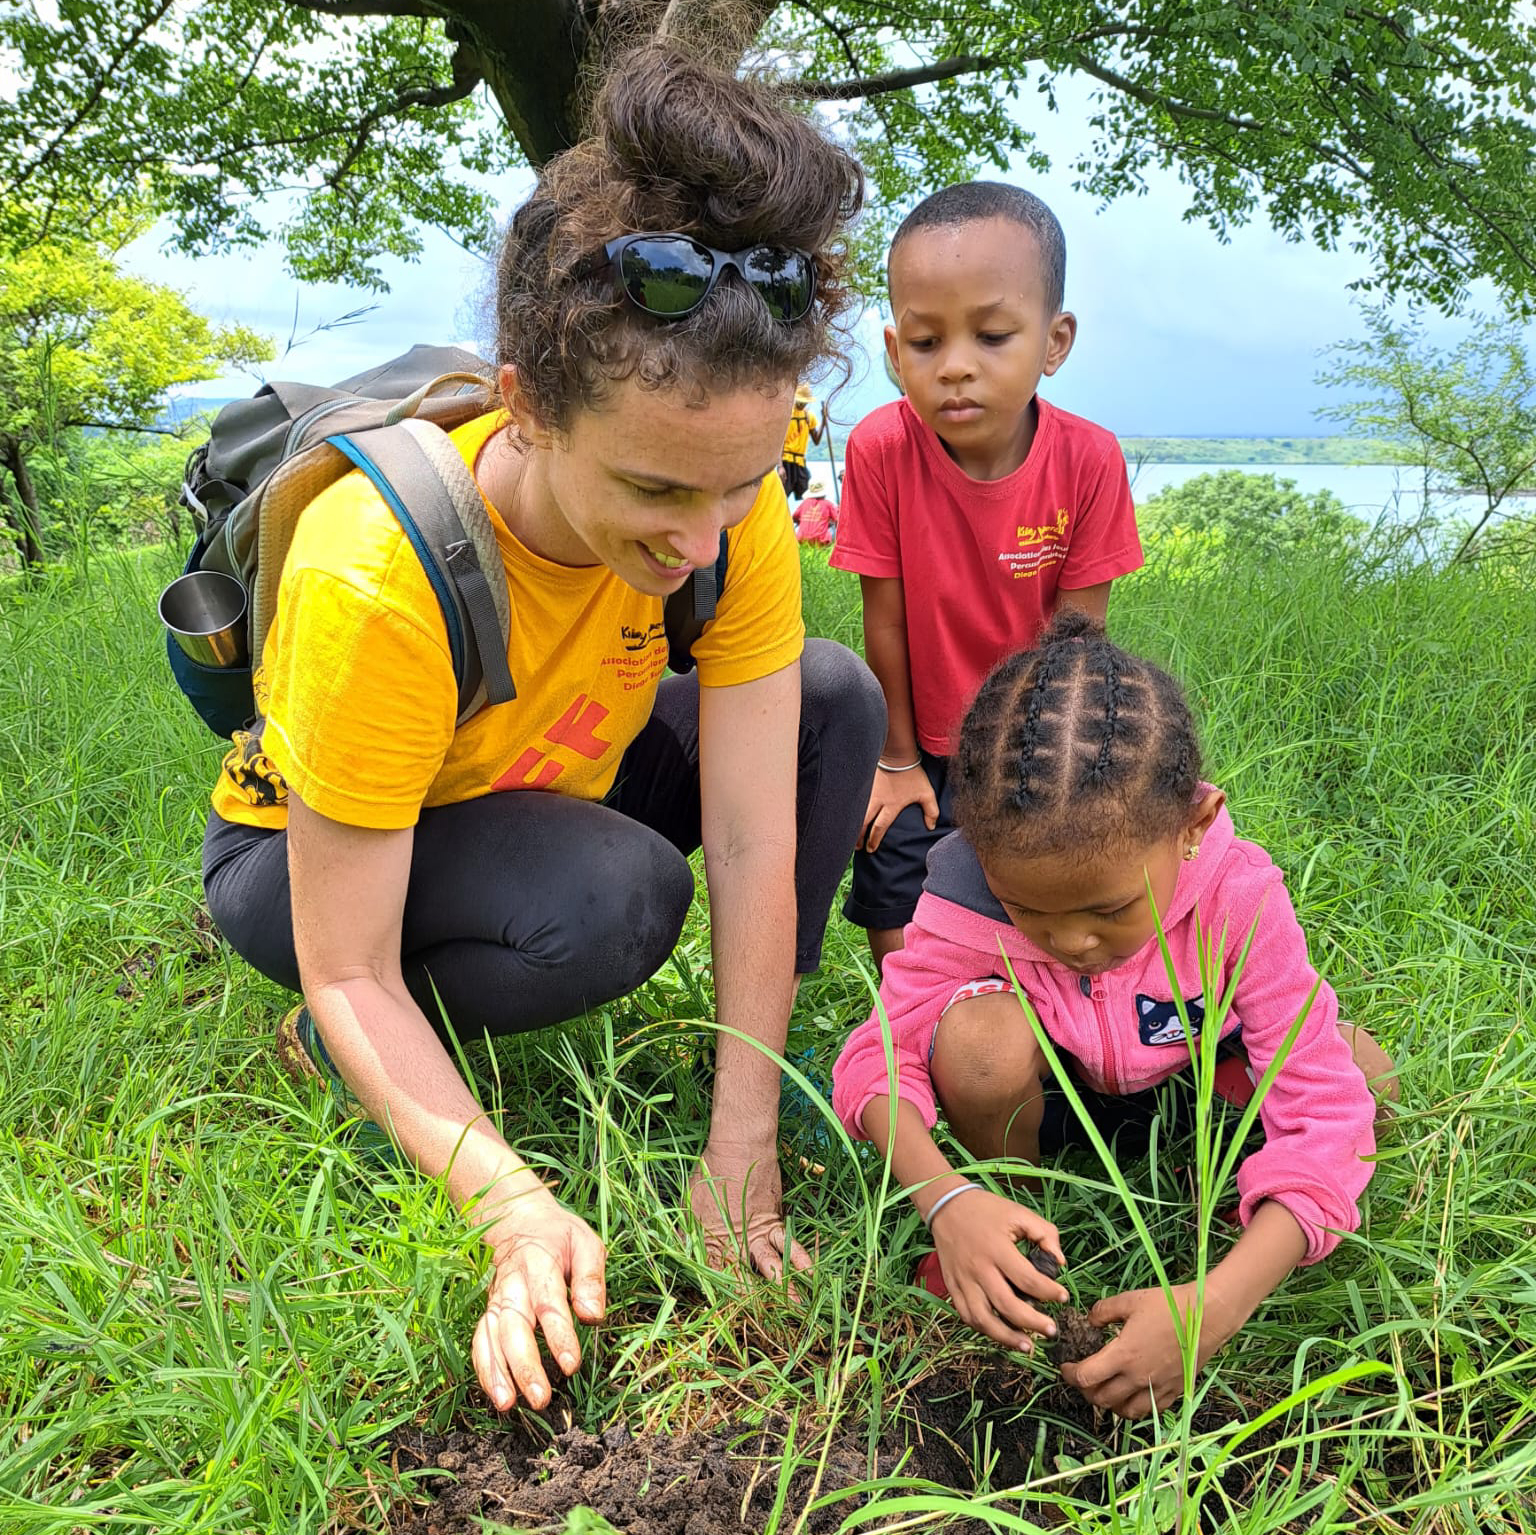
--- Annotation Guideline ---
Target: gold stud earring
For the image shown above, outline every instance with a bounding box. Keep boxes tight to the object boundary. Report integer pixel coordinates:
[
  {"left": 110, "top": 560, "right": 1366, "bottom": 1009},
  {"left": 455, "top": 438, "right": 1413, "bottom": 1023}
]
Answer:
[{"left": 1183, "top": 844, "right": 1200, "bottom": 861}]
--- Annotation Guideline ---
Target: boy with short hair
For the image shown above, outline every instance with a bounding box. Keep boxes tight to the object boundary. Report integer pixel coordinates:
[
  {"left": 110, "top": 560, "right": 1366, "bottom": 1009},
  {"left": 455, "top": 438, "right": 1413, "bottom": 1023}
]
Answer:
[{"left": 832, "top": 181, "right": 1143, "bottom": 971}]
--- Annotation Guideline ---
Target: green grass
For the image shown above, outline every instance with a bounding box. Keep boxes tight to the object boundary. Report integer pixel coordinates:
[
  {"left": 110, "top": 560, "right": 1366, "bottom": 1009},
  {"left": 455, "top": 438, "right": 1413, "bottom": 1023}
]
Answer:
[{"left": 2, "top": 536, "right": 1535, "bottom": 1531}]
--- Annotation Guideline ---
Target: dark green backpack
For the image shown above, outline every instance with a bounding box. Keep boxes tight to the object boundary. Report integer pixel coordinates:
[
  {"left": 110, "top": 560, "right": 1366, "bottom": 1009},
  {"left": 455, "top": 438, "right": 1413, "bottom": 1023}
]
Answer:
[{"left": 166, "top": 344, "right": 727, "bottom": 738}]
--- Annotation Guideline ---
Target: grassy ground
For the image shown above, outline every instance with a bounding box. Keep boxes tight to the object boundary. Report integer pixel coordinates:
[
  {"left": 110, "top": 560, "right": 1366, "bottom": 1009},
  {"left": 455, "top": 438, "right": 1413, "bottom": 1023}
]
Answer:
[{"left": 2, "top": 533, "right": 1534, "bottom": 1532}]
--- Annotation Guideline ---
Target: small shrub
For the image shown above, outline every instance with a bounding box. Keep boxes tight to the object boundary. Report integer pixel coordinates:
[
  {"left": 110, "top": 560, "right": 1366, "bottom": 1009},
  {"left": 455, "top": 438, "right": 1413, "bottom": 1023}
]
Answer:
[{"left": 1139, "top": 469, "right": 1366, "bottom": 578}]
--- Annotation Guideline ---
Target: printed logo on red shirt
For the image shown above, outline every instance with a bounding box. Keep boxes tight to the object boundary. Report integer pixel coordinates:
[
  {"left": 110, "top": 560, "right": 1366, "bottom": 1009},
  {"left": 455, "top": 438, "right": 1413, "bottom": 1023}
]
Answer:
[{"left": 998, "top": 507, "right": 1071, "bottom": 580}]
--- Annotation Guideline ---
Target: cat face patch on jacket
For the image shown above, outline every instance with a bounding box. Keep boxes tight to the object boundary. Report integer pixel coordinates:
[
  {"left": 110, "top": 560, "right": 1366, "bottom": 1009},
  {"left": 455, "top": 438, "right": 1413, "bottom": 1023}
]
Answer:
[{"left": 1136, "top": 993, "right": 1205, "bottom": 1046}]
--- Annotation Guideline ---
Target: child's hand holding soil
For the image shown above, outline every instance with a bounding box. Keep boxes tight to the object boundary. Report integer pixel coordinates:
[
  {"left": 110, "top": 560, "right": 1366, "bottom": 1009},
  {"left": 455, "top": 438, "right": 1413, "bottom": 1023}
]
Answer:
[
  {"left": 1061, "top": 1201, "right": 1312, "bottom": 1418},
  {"left": 928, "top": 1188, "right": 1068, "bottom": 1352},
  {"left": 1058, "top": 1281, "right": 1221, "bottom": 1419}
]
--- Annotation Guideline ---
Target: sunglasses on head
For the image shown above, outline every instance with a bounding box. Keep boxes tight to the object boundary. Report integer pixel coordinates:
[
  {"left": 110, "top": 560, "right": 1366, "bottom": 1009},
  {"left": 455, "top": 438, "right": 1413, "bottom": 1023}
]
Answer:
[{"left": 581, "top": 232, "right": 817, "bottom": 323}]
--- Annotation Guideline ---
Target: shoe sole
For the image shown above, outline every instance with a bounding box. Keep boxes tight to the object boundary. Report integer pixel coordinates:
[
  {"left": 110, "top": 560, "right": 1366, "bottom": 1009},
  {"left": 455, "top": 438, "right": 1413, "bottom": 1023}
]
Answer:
[{"left": 275, "top": 1007, "right": 326, "bottom": 1087}]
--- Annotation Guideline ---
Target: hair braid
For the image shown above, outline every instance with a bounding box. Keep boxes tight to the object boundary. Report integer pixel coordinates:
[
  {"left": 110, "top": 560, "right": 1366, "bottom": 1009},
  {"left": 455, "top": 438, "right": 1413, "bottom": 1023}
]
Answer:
[
  {"left": 952, "top": 612, "right": 1205, "bottom": 862},
  {"left": 1088, "top": 638, "right": 1122, "bottom": 785},
  {"left": 1011, "top": 650, "right": 1062, "bottom": 806}
]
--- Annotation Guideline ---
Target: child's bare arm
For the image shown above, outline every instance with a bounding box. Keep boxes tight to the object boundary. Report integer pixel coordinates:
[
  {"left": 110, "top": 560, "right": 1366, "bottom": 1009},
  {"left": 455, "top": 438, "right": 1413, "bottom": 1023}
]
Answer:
[
  {"left": 1055, "top": 580, "right": 1112, "bottom": 625},
  {"left": 1063, "top": 1200, "right": 1307, "bottom": 1418},
  {"left": 861, "top": 1093, "right": 1067, "bottom": 1350},
  {"left": 861, "top": 575, "right": 919, "bottom": 763},
  {"left": 859, "top": 1090, "right": 964, "bottom": 1217},
  {"left": 860, "top": 577, "right": 940, "bottom": 854},
  {"left": 859, "top": 575, "right": 939, "bottom": 849}
]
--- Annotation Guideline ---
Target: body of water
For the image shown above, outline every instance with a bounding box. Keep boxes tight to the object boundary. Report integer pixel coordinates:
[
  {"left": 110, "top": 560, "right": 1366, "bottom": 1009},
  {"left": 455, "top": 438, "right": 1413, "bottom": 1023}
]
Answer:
[
  {"left": 799, "top": 455, "right": 1498, "bottom": 526},
  {"left": 1127, "top": 461, "right": 1480, "bottom": 524}
]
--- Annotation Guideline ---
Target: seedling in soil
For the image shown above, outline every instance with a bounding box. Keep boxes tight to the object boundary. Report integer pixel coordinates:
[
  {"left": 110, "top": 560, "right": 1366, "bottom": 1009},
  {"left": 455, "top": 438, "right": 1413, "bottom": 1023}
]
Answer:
[{"left": 1022, "top": 1243, "right": 1112, "bottom": 1373}]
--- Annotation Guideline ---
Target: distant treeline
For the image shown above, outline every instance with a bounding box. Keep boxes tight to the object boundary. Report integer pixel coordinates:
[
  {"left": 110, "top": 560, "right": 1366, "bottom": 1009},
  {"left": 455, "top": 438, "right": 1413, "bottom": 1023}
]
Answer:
[
  {"left": 776, "top": 435, "right": 1409, "bottom": 473},
  {"left": 1120, "top": 436, "right": 1405, "bottom": 465},
  {"left": 159, "top": 405, "right": 1402, "bottom": 472}
]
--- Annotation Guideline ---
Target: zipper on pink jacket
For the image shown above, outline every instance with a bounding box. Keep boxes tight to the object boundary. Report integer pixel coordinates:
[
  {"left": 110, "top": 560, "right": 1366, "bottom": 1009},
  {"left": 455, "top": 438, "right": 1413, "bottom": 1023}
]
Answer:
[{"left": 1080, "top": 973, "right": 1118, "bottom": 1093}]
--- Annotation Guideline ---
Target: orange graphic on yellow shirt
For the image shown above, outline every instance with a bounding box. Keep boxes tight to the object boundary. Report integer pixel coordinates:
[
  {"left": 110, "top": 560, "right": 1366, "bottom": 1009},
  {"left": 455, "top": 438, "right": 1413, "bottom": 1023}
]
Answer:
[{"left": 492, "top": 693, "right": 614, "bottom": 792}]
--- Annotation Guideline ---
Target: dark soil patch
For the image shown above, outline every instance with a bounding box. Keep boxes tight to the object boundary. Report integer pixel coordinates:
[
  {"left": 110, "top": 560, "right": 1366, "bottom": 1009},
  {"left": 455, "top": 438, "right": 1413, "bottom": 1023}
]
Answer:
[
  {"left": 1047, "top": 1307, "right": 1109, "bottom": 1368},
  {"left": 387, "top": 1359, "right": 1271, "bottom": 1535},
  {"left": 114, "top": 907, "right": 221, "bottom": 1002}
]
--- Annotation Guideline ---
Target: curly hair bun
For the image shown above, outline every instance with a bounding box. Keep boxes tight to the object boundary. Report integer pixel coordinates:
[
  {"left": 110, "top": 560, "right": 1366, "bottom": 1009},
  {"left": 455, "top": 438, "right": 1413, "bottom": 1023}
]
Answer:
[
  {"left": 495, "top": 43, "right": 862, "bottom": 430},
  {"left": 594, "top": 44, "right": 862, "bottom": 250}
]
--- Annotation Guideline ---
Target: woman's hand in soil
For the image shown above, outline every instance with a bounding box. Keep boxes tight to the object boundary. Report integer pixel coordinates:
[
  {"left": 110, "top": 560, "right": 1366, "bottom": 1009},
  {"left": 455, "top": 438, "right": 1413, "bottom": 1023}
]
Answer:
[
  {"left": 860, "top": 766, "right": 939, "bottom": 853},
  {"left": 472, "top": 1197, "right": 607, "bottom": 1413},
  {"left": 930, "top": 1189, "right": 1068, "bottom": 1352},
  {"left": 1060, "top": 1282, "right": 1227, "bottom": 1418},
  {"left": 689, "top": 1138, "right": 812, "bottom": 1283}
]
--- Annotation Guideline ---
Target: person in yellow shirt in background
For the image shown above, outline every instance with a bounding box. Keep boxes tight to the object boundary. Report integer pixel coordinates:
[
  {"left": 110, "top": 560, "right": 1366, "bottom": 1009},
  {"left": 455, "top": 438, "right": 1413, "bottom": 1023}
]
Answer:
[
  {"left": 200, "top": 49, "right": 883, "bottom": 1416},
  {"left": 779, "top": 382, "right": 823, "bottom": 499}
]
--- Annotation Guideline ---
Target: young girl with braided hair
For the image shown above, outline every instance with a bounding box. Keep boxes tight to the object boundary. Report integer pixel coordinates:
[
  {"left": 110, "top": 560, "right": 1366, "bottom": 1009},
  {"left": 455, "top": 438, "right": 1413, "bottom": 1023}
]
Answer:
[{"left": 832, "top": 611, "right": 1396, "bottom": 1419}]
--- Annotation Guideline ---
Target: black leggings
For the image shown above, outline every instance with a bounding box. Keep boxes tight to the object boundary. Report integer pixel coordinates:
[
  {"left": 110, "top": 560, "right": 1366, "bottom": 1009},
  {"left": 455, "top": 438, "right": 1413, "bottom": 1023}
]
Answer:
[{"left": 203, "top": 640, "right": 885, "bottom": 1038}]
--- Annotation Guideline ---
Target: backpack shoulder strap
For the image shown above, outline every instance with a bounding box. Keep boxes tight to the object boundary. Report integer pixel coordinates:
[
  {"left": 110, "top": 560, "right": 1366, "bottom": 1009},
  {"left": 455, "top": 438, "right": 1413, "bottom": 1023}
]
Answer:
[
  {"left": 664, "top": 530, "right": 731, "bottom": 675},
  {"left": 327, "top": 418, "right": 515, "bottom": 722}
]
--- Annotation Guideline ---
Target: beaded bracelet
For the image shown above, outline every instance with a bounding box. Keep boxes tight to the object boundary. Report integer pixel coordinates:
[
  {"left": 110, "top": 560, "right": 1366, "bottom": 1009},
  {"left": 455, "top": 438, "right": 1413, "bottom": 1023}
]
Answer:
[
  {"left": 923, "top": 1180, "right": 983, "bottom": 1230},
  {"left": 877, "top": 757, "right": 923, "bottom": 772}
]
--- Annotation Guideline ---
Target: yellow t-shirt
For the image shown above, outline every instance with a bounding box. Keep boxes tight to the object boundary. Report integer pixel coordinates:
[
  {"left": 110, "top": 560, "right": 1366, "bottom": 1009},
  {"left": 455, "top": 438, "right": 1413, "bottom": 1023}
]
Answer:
[
  {"left": 212, "top": 411, "right": 805, "bottom": 830},
  {"left": 781, "top": 404, "right": 818, "bottom": 465}
]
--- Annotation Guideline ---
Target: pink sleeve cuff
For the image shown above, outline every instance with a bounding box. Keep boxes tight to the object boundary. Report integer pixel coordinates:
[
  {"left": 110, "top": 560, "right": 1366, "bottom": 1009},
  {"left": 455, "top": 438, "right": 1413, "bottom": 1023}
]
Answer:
[{"left": 1236, "top": 1184, "right": 1349, "bottom": 1266}]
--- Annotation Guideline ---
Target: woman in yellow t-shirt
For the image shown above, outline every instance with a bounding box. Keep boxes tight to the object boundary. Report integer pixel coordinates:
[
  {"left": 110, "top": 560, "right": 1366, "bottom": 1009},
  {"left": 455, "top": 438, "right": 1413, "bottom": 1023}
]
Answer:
[{"left": 202, "top": 48, "right": 883, "bottom": 1412}]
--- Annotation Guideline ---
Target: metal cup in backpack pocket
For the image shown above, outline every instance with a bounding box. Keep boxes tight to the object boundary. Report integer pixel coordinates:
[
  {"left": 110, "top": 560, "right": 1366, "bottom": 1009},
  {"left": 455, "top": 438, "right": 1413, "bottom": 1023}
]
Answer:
[{"left": 159, "top": 570, "right": 251, "bottom": 668}]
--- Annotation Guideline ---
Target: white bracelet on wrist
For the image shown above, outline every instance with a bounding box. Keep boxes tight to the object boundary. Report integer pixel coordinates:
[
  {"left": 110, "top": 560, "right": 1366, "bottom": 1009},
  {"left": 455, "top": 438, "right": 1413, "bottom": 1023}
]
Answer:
[
  {"left": 877, "top": 757, "right": 923, "bottom": 773},
  {"left": 923, "top": 1180, "right": 982, "bottom": 1230}
]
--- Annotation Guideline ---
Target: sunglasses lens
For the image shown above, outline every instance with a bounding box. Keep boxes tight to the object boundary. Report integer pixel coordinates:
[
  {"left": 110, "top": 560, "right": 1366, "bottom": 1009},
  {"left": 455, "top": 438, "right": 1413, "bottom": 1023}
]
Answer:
[
  {"left": 618, "top": 237, "right": 714, "bottom": 315},
  {"left": 742, "top": 247, "right": 815, "bottom": 321}
]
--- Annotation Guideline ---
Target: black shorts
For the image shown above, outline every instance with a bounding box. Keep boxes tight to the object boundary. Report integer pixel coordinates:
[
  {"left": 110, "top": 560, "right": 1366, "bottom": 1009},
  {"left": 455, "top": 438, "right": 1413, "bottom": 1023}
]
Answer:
[
  {"left": 1037, "top": 1049, "right": 1259, "bottom": 1160},
  {"left": 926, "top": 985, "right": 1258, "bottom": 1159},
  {"left": 843, "top": 749, "right": 955, "bottom": 930},
  {"left": 782, "top": 460, "right": 810, "bottom": 500},
  {"left": 203, "top": 640, "right": 886, "bottom": 1038},
  {"left": 779, "top": 1038, "right": 1255, "bottom": 1168}
]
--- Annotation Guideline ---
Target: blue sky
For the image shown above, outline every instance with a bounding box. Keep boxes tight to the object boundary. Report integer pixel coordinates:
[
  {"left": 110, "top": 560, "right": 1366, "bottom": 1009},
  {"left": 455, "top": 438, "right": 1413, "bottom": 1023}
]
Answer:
[{"left": 123, "top": 74, "right": 1475, "bottom": 438}]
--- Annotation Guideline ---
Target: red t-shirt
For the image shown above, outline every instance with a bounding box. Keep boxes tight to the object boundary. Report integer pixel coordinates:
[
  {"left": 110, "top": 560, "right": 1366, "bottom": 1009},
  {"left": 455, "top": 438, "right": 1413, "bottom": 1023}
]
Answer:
[
  {"left": 831, "top": 397, "right": 1142, "bottom": 753},
  {"left": 795, "top": 497, "right": 838, "bottom": 545}
]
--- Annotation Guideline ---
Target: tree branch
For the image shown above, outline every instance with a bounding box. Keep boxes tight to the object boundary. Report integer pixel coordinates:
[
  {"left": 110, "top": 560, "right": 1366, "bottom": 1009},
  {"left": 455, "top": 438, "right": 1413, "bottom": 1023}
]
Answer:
[
  {"left": 463, "top": 0, "right": 587, "bottom": 164},
  {"left": 325, "top": 39, "right": 484, "bottom": 187},
  {"left": 791, "top": 54, "right": 1003, "bottom": 101},
  {"left": 7, "top": 0, "right": 178, "bottom": 197},
  {"left": 283, "top": 0, "right": 436, "bottom": 16},
  {"left": 1065, "top": 53, "right": 1275, "bottom": 137},
  {"left": 786, "top": 0, "right": 908, "bottom": 160},
  {"left": 88, "top": 37, "right": 485, "bottom": 183},
  {"left": 69, "top": 419, "right": 186, "bottom": 437},
  {"left": 1069, "top": 52, "right": 1381, "bottom": 189}
]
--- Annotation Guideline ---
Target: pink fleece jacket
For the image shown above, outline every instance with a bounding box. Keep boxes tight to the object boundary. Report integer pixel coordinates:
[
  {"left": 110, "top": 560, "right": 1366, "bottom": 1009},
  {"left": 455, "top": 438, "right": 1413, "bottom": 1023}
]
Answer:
[{"left": 831, "top": 801, "right": 1377, "bottom": 1263}]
